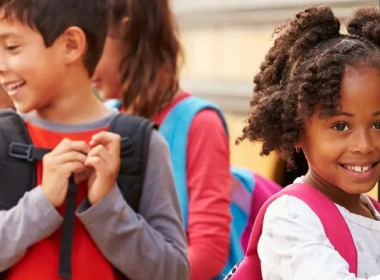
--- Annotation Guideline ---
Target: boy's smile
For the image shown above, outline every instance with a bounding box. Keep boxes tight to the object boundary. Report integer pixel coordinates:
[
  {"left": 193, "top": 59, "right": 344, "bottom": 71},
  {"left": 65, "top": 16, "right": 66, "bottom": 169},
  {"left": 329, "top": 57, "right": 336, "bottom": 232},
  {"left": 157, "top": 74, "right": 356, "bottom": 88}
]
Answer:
[
  {"left": 3, "top": 80, "right": 26, "bottom": 98},
  {"left": 0, "top": 18, "right": 65, "bottom": 113}
]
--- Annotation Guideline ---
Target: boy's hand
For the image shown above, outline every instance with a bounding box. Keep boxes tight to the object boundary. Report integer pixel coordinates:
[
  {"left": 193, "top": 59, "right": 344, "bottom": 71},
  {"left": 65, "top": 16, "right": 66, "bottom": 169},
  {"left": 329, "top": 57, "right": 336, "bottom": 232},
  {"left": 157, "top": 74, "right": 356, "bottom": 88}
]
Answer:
[
  {"left": 41, "top": 139, "right": 90, "bottom": 207},
  {"left": 85, "top": 131, "right": 121, "bottom": 205}
]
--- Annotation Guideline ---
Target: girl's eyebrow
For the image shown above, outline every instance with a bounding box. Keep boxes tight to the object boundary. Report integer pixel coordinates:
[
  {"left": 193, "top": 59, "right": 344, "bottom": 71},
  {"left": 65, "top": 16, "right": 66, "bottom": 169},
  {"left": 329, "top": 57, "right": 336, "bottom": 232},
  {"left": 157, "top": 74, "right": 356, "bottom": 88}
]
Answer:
[
  {"left": 334, "top": 110, "right": 380, "bottom": 117},
  {"left": 335, "top": 111, "right": 354, "bottom": 117}
]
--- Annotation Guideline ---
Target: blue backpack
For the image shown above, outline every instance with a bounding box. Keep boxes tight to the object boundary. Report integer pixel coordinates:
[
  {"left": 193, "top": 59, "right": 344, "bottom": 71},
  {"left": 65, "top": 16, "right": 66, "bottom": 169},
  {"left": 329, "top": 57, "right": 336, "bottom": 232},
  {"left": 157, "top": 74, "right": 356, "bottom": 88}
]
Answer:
[
  {"left": 159, "top": 96, "right": 256, "bottom": 279},
  {"left": 104, "top": 96, "right": 280, "bottom": 279}
]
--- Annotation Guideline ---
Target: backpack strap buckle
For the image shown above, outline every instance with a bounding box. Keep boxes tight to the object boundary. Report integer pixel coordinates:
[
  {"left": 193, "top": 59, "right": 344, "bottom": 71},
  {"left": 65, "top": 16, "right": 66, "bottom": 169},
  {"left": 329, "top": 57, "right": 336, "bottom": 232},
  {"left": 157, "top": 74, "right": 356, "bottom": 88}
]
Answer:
[
  {"left": 9, "top": 143, "right": 34, "bottom": 161},
  {"left": 8, "top": 142, "right": 51, "bottom": 162}
]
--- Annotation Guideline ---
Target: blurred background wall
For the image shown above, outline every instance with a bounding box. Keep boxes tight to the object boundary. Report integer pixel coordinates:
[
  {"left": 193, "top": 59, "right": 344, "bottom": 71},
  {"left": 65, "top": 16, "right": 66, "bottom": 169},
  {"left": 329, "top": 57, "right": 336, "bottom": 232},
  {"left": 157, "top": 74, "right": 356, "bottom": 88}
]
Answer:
[{"left": 171, "top": 0, "right": 378, "bottom": 195}]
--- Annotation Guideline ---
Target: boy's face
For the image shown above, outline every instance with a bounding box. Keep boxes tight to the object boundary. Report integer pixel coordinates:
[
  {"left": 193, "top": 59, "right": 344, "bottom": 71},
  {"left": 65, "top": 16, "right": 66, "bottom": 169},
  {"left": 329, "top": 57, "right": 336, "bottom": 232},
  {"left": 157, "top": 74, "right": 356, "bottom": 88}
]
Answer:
[{"left": 0, "top": 16, "right": 65, "bottom": 113}]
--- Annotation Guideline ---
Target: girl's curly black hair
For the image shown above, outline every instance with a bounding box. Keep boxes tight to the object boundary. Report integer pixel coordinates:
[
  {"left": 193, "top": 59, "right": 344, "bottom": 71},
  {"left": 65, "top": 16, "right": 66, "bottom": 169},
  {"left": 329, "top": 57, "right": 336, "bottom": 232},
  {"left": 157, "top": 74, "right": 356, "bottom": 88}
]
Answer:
[{"left": 237, "top": 6, "right": 380, "bottom": 166}]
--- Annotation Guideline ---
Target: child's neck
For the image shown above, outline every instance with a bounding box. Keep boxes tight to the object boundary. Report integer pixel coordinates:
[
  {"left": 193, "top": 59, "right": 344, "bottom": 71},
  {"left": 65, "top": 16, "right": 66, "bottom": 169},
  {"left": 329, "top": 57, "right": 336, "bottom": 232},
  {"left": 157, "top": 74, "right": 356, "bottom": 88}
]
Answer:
[
  {"left": 35, "top": 78, "right": 110, "bottom": 125},
  {"left": 303, "top": 169, "right": 375, "bottom": 219}
]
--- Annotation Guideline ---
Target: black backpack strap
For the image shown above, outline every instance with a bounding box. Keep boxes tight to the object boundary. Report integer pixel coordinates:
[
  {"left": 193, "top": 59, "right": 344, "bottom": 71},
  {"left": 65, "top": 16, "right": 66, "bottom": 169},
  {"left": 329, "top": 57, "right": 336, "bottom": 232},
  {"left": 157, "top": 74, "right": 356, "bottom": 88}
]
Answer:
[
  {"left": 0, "top": 109, "right": 39, "bottom": 209},
  {"left": 58, "top": 113, "right": 156, "bottom": 280},
  {"left": 109, "top": 114, "right": 157, "bottom": 212},
  {"left": 0, "top": 109, "right": 51, "bottom": 279},
  {"left": 0, "top": 109, "right": 77, "bottom": 280},
  {"left": 59, "top": 175, "right": 77, "bottom": 280}
]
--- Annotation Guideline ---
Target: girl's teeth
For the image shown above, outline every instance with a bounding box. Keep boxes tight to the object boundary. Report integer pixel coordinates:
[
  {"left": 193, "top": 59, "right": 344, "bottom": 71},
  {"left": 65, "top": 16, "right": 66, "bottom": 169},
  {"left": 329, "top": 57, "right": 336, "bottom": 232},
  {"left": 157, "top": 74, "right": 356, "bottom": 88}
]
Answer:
[{"left": 344, "top": 165, "right": 371, "bottom": 172}]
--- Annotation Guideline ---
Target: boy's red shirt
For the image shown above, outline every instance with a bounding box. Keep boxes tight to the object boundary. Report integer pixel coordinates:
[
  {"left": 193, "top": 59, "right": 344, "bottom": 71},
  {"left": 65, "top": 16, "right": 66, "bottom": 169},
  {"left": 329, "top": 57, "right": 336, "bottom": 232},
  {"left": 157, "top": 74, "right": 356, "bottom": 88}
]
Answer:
[{"left": 6, "top": 122, "right": 121, "bottom": 280}]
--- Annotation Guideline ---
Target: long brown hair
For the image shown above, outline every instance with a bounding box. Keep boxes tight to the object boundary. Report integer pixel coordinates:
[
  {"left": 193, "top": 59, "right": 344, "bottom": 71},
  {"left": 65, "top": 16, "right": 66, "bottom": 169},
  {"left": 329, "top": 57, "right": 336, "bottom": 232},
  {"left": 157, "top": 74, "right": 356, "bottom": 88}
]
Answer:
[{"left": 108, "top": 0, "right": 182, "bottom": 119}]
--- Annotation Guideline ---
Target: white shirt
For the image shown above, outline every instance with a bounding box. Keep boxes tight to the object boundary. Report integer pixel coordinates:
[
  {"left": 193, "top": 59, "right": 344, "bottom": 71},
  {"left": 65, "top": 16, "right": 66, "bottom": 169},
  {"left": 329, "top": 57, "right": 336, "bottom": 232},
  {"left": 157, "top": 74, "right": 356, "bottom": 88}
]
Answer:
[{"left": 258, "top": 180, "right": 380, "bottom": 280}]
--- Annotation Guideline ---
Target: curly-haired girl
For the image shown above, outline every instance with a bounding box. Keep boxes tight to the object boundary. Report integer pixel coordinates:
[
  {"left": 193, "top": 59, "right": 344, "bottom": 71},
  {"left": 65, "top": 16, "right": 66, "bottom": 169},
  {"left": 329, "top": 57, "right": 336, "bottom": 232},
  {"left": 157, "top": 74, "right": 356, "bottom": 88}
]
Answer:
[{"left": 228, "top": 5, "right": 380, "bottom": 280}]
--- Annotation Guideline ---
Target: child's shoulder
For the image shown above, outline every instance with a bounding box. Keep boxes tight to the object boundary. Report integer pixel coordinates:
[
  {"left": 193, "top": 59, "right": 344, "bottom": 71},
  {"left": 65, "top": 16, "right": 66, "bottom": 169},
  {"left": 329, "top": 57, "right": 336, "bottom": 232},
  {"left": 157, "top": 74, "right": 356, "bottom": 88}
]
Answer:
[
  {"left": 259, "top": 194, "right": 330, "bottom": 262},
  {"left": 357, "top": 194, "right": 380, "bottom": 220},
  {"left": 171, "top": 93, "right": 227, "bottom": 135},
  {"left": 263, "top": 194, "right": 324, "bottom": 228},
  {"left": 149, "top": 128, "right": 170, "bottom": 151},
  {"left": 191, "top": 108, "right": 226, "bottom": 133}
]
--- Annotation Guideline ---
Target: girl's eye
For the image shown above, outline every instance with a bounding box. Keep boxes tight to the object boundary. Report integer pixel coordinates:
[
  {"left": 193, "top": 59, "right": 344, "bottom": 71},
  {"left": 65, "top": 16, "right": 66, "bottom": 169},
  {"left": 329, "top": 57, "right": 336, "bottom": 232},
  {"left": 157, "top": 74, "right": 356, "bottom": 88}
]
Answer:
[
  {"left": 333, "top": 123, "right": 349, "bottom": 132},
  {"left": 372, "top": 122, "right": 380, "bottom": 129}
]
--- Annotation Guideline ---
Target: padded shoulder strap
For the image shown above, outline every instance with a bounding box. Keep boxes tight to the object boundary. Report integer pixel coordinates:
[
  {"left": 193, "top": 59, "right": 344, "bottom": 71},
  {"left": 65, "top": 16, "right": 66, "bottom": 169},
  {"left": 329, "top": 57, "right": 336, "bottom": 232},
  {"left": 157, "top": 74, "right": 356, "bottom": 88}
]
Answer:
[
  {"left": 278, "top": 184, "right": 357, "bottom": 274},
  {"left": 229, "top": 183, "right": 357, "bottom": 280},
  {"left": 160, "top": 95, "right": 228, "bottom": 140},
  {"left": 0, "top": 109, "right": 36, "bottom": 210},
  {"left": 109, "top": 114, "right": 157, "bottom": 212},
  {"left": 0, "top": 109, "right": 37, "bottom": 280},
  {"left": 159, "top": 96, "right": 228, "bottom": 228}
]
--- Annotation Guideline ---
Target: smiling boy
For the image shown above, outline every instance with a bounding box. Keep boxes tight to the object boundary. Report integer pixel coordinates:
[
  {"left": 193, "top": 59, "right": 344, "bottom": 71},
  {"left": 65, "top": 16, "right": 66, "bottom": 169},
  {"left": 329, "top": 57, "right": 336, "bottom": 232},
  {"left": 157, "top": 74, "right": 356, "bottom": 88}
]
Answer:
[{"left": 0, "top": 0, "right": 189, "bottom": 280}]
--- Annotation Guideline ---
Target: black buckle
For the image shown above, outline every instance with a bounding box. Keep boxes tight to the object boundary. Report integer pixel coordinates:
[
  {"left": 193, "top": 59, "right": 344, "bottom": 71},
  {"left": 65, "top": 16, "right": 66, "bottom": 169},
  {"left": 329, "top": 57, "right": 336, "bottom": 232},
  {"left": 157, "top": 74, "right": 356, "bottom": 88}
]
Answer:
[{"left": 8, "top": 143, "right": 33, "bottom": 162}]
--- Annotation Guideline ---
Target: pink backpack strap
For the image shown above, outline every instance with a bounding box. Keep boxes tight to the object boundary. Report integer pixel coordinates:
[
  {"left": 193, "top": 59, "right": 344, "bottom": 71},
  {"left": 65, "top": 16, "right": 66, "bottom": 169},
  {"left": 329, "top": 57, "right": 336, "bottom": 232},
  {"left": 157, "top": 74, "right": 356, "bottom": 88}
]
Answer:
[
  {"left": 241, "top": 174, "right": 281, "bottom": 251},
  {"left": 228, "top": 183, "right": 357, "bottom": 280}
]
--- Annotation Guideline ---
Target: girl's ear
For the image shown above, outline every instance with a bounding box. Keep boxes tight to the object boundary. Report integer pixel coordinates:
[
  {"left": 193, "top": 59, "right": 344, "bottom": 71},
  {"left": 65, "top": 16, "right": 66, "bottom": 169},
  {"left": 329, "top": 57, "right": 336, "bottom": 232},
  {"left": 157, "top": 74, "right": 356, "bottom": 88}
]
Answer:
[
  {"left": 295, "top": 131, "right": 305, "bottom": 152},
  {"left": 294, "top": 144, "right": 302, "bottom": 153}
]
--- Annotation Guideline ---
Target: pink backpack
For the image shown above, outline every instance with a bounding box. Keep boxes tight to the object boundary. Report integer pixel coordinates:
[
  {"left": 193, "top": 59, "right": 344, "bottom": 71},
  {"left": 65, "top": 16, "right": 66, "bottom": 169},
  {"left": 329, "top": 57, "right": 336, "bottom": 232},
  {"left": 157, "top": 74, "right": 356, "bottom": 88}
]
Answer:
[
  {"left": 225, "top": 183, "right": 380, "bottom": 279},
  {"left": 241, "top": 173, "right": 282, "bottom": 251}
]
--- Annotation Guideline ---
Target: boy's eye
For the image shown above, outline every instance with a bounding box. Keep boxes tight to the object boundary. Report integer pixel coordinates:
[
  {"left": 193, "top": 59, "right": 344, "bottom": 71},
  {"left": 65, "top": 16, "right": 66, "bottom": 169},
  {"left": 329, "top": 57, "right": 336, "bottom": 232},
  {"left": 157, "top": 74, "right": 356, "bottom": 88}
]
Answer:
[
  {"left": 6, "top": 45, "right": 19, "bottom": 51},
  {"left": 372, "top": 122, "right": 380, "bottom": 129},
  {"left": 333, "top": 123, "right": 349, "bottom": 131}
]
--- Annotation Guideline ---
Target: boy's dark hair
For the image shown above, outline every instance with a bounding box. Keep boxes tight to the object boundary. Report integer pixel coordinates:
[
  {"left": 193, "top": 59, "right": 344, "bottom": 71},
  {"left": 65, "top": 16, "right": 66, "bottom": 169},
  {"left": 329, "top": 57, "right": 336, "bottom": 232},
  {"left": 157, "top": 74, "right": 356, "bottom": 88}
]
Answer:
[
  {"left": 237, "top": 6, "right": 380, "bottom": 165},
  {"left": 108, "top": 0, "right": 182, "bottom": 119},
  {"left": 0, "top": 0, "right": 107, "bottom": 76}
]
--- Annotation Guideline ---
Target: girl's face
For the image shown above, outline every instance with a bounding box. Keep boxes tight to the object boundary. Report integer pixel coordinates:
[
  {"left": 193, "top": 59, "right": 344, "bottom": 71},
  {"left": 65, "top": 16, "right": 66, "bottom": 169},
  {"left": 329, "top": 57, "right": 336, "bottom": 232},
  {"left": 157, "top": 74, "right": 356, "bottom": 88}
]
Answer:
[
  {"left": 301, "top": 67, "right": 380, "bottom": 196},
  {"left": 92, "top": 36, "right": 123, "bottom": 101}
]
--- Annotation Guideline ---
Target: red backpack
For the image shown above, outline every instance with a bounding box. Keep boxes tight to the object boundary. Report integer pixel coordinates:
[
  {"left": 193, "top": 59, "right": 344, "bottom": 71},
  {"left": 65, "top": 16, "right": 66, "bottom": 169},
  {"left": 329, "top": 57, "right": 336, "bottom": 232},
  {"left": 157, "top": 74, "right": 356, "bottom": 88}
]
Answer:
[{"left": 225, "top": 183, "right": 380, "bottom": 279}]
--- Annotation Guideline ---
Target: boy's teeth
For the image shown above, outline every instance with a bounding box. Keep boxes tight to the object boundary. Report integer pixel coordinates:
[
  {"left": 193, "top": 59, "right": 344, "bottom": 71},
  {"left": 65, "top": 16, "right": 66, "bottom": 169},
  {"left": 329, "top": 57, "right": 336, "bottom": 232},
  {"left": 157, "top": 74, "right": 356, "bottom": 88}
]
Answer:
[
  {"left": 344, "top": 165, "right": 371, "bottom": 172},
  {"left": 7, "top": 81, "right": 24, "bottom": 91}
]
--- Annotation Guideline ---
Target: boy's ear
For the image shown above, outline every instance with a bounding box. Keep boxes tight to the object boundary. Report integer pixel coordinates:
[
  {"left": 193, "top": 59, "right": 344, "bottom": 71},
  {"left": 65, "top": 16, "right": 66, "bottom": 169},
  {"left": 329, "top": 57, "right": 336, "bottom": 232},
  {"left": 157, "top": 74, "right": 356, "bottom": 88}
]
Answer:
[{"left": 60, "top": 26, "right": 87, "bottom": 65}]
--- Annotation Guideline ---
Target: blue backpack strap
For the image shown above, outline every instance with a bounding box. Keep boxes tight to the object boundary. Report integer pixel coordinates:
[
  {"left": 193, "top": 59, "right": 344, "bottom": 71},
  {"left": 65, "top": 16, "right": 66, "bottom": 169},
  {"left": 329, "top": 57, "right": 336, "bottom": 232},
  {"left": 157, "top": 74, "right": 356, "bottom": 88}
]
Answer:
[
  {"left": 231, "top": 166, "right": 255, "bottom": 194},
  {"left": 159, "top": 96, "right": 227, "bottom": 228},
  {"left": 218, "top": 167, "right": 254, "bottom": 278},
  {"left": 104, "top": 99, "right": 122, "bottom": 110},
  {"left": 160, "top": 96, "right": 254, "bottom": 279}
]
